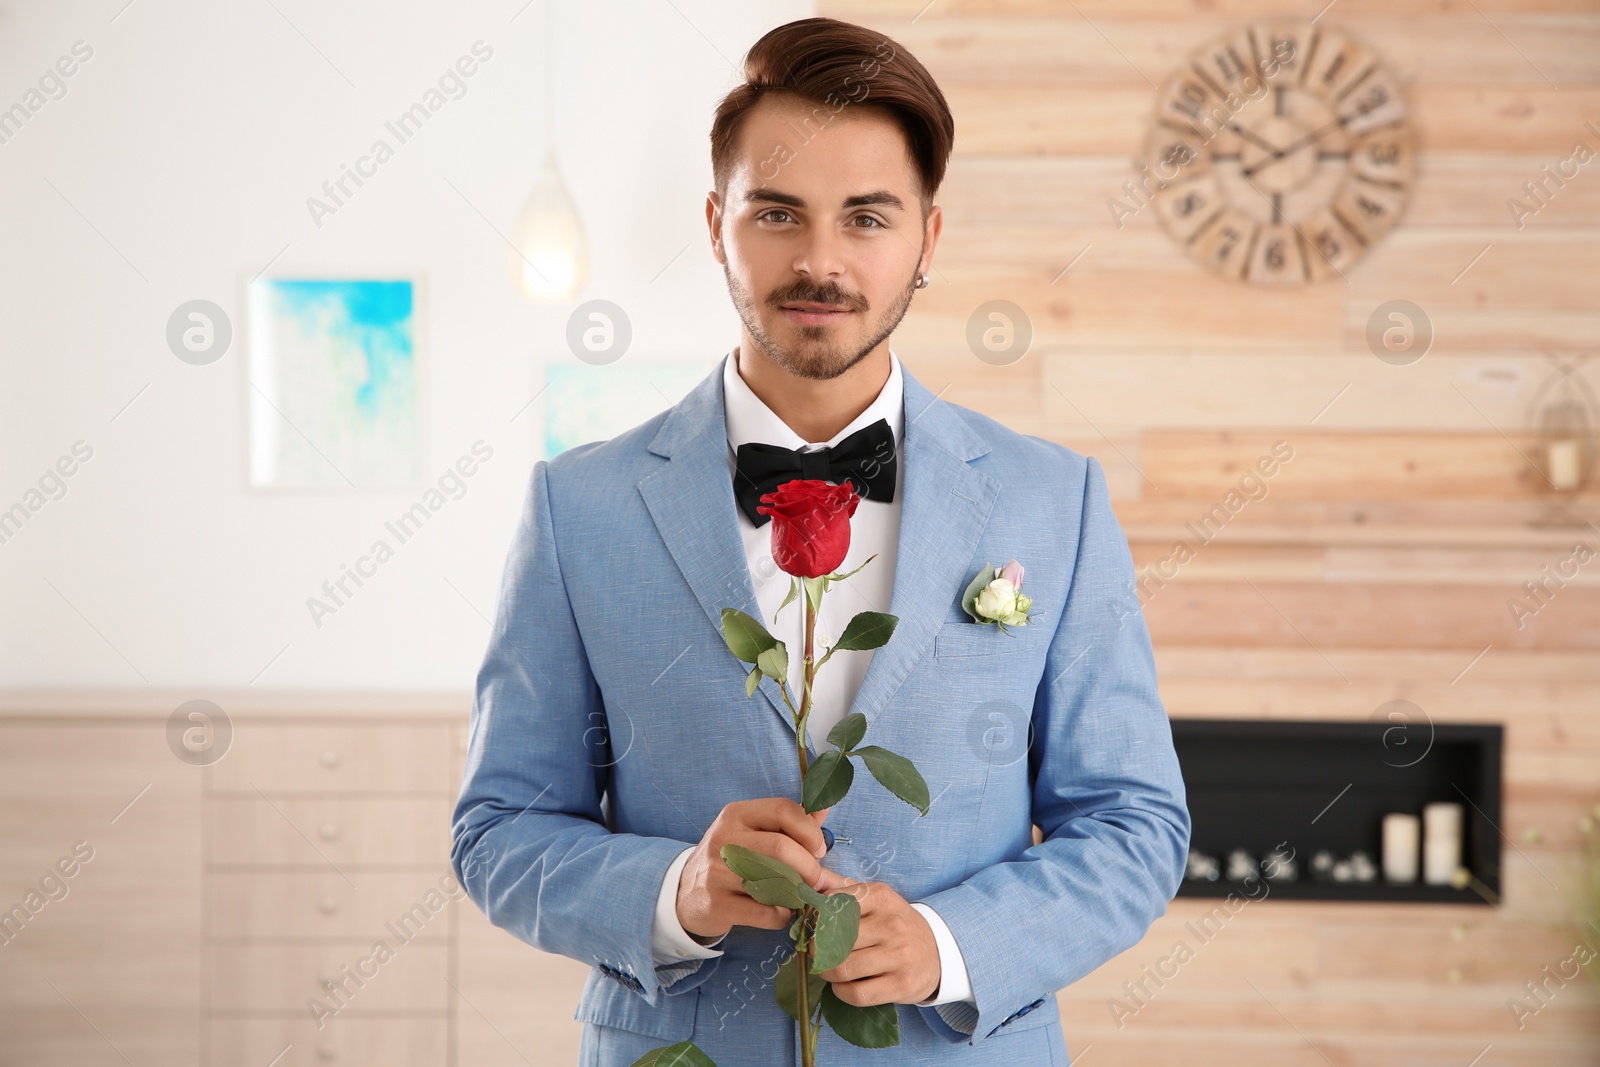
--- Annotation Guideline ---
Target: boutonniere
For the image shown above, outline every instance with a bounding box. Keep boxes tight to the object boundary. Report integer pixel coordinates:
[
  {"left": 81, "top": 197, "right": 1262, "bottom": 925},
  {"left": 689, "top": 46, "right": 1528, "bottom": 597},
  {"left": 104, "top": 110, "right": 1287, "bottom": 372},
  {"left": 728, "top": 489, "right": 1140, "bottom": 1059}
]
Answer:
[{"left": 961, "top": 558, "right": 1036, "bottom": 635}]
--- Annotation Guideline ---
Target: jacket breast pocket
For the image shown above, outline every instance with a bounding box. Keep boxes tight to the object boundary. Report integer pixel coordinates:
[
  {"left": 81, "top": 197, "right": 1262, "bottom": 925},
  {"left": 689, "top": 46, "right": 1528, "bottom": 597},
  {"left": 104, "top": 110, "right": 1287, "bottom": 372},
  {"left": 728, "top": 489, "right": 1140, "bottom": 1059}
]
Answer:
[
  {"left": 573, "top": 965, "right": 701, "bottom": 1042},
  {"left": 934, "top": 620, "right": 1036, "bottom": 662}
]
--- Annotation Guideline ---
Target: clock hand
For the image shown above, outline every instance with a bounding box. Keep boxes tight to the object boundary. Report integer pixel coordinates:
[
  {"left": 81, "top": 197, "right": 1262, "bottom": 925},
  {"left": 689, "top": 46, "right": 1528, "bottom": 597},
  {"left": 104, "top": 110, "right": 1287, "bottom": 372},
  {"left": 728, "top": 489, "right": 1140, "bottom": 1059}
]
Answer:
[
  {"left": 1227, "top": 123, "right": 1284, "bottom": 157},
  {"left": 1242, "top": 116, "right": 1348, "bottom": 178},
  {"left": 1272, "top": 116, "right": 1349, "bottom": 160}
]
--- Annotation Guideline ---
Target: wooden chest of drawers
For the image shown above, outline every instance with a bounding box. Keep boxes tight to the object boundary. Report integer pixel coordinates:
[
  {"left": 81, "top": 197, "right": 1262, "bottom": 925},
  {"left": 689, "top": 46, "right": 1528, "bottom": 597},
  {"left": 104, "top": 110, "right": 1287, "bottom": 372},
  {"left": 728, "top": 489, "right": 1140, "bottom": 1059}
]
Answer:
[
  {"left": 0, "top": 702, "right": 592, "bottom": 1066},
  {"left": 202, "top": 720, "right": 459, "bottom": 1067}
]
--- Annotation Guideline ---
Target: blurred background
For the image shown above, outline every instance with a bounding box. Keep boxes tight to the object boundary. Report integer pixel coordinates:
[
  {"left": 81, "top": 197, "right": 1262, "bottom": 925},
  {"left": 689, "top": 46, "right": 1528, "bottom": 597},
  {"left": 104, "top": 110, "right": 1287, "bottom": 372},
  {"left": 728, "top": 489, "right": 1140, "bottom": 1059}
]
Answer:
[{"left": 1, "top": 0, "right": 1597, "bottom": 1064}]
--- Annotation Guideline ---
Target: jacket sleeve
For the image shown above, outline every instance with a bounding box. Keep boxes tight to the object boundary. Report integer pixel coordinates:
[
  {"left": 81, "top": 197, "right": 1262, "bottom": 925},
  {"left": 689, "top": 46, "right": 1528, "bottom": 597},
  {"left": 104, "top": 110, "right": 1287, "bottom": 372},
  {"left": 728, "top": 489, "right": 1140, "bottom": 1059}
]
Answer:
[
  {"left": 914, "top": 455, "right": 1192, "bottom": 1044},
  {"left": 450, "top": 459, "right": 722, "bottom": 1004}
]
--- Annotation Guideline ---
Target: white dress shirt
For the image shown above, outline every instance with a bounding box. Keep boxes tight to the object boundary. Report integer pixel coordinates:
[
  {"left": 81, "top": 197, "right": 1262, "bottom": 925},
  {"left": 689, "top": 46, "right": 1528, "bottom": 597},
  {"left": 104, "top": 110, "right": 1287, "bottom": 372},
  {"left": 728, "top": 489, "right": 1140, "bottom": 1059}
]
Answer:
[{"left": 646, "top": 347, "right": 976, "bottom": 1008}]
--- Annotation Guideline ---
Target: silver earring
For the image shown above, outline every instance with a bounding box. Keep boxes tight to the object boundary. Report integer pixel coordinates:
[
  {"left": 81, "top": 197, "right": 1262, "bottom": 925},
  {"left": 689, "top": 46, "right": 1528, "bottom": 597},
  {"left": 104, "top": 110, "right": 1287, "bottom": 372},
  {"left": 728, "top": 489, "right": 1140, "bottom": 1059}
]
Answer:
[{"left": 915, "top": 272, "right": 929, "bottom": 289}]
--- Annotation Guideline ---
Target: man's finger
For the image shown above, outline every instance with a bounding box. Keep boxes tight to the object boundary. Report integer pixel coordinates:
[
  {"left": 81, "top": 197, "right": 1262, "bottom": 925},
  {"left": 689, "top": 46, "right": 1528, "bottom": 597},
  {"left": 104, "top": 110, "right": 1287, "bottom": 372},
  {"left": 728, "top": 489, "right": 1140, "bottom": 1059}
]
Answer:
[
  {"left": 747, "top": 798, "right": 830, "bottom": 859},
  {"left": 727, "top": 894, "right": 793, "bottom": 931},
  {"left": 822, "top": 972, "right": 896, "bottom": 1009},
  {"left": 814, "top": 867, "right": 859, "bottom": 893},
  {"left": 818, "top": 942, "right": 893, "bottom": 983},
  {"left": 743, "top": 830, "right": 829, "bottom": 890}
]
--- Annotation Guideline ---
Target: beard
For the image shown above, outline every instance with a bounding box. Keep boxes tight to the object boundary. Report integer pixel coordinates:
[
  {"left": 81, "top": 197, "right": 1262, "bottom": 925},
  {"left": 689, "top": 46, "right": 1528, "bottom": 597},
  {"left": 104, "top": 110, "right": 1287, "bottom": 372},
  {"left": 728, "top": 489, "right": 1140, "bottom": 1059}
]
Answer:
[{"left": 723, "top": 261, "right": 919, "bottom": 382}]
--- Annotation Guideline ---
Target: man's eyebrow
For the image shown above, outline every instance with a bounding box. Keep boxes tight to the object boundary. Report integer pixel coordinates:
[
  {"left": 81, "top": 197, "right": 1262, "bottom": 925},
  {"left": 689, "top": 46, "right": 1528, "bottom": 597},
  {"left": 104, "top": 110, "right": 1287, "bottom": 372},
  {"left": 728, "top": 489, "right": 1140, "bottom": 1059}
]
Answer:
[{"left": 743, "top": 189, "right": 906, "bottom": 211}]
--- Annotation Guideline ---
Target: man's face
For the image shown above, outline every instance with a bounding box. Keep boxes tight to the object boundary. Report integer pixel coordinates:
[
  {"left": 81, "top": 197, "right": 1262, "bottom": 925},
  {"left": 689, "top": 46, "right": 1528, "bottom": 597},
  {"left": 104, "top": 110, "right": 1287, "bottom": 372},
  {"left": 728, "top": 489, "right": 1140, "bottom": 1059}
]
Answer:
[{"left": 708, "top": 94, "right": 940, "bottom": 382}]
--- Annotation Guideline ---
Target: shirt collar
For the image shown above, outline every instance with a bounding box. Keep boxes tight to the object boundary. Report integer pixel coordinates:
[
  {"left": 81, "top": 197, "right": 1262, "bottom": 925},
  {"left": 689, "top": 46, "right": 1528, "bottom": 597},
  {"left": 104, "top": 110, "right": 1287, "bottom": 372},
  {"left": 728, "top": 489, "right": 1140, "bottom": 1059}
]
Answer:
[{"left": 724, "top": 347, "right": 904, "bottom": 456}]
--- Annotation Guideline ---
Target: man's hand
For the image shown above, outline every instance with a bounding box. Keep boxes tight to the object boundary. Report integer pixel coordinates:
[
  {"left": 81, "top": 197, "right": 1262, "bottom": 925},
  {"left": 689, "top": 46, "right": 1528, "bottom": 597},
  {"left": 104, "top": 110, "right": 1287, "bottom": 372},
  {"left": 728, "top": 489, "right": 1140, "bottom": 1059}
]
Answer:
[
  {"left": 676, "top": 798, "right": 831, "bottom": 941},
  {"left": 811, "top": 868, "right": 942, "bottom": 1005}
]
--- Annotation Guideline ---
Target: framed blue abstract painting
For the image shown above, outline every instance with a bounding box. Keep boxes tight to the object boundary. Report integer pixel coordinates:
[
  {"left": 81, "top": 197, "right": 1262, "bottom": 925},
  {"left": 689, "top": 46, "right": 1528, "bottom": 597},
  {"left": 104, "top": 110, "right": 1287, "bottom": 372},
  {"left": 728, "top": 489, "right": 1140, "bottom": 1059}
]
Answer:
[
  {"left": 543, "top": 359, "right": 712, "bottom": 460},
  {"left": 245, "top": 276, "right": 424, "bottom": 489}
]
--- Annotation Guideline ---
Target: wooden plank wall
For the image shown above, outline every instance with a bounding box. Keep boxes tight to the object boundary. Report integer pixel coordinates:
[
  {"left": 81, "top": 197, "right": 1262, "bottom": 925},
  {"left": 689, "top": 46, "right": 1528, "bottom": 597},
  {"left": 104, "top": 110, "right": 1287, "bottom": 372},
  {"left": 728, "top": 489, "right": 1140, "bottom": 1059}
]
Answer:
[{"left": 823, "top": 1, "right": 1600, "bottom": 1063}]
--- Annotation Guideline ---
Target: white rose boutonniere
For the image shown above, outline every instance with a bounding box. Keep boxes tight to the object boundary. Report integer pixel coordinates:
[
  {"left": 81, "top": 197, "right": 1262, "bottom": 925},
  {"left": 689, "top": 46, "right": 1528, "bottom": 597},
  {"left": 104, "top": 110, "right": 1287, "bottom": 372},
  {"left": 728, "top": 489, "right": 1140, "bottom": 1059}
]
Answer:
[{"left": 961, "top": 558, "right": 1038, "bottom": 635}]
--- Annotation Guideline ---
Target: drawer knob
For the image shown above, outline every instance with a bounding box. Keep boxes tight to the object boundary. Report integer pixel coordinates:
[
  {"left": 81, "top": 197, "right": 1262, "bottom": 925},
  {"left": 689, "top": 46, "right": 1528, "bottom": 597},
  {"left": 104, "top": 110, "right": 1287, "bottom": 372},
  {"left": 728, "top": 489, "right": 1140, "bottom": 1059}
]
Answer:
[
  {"left": 320, "top": 750, "right": 341, "bottom": 768},
  {"left": 318, "top": 896, "right": 340, "bottom": 915},
  {"left": 319, "top": 822, "right": 340, "bottom": 841}
]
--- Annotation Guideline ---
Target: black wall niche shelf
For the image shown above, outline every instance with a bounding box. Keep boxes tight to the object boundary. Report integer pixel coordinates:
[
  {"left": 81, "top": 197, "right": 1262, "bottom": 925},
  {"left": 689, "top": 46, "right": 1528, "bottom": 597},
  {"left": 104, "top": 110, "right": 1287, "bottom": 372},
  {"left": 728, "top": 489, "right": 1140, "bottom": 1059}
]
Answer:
[{"left": 1171, "top": 718, "right": 1503, "bottom": 906}]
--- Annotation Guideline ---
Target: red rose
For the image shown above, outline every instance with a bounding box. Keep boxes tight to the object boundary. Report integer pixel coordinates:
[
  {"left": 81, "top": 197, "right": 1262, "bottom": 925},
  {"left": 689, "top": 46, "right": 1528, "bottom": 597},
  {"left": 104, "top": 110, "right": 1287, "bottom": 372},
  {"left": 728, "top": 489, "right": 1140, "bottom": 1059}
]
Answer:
[{"left": 757, "top": 478, "right": 860, "bottom": 578}]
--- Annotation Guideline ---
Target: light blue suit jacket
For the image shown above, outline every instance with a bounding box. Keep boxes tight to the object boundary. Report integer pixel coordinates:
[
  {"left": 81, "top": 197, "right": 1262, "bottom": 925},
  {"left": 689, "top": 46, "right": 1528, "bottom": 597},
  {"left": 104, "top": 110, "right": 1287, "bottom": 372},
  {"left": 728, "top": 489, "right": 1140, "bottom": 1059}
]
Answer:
[{"left": 451, "top": 354, "right": 1191, "bottom": 1066}]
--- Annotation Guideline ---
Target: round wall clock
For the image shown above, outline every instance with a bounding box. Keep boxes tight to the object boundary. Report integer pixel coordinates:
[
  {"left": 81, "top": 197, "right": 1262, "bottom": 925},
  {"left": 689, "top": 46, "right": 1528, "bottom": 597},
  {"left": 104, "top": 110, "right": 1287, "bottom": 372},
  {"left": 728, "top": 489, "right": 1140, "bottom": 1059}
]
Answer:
[{"left": 1144, "top": 23, "right": 1413, "bottom": 284}]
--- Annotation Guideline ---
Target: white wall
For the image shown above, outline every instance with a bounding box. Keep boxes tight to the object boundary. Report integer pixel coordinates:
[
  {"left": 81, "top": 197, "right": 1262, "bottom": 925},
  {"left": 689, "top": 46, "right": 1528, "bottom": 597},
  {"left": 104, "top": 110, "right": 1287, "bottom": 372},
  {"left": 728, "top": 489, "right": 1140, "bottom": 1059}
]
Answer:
[{"left": 0, "top": 0, "right": 810, "bottom": 689}]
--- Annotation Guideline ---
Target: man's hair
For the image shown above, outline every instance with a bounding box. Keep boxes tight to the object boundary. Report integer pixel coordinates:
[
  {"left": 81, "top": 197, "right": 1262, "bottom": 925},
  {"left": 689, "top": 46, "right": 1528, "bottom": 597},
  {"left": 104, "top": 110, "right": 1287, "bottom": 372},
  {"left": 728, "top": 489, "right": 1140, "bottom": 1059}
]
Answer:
[{"left": 709, "top": 17, "right": 955, "bottom": 218}]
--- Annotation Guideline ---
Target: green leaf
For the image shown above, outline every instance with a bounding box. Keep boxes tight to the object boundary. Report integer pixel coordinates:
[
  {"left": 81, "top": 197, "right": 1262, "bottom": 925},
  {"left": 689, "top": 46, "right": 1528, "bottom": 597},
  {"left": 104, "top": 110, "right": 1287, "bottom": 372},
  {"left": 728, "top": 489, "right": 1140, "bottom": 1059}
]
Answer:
[
  {"left": 803, "top": 575, "right": 827, "bottom": 613},
  {"left": 773, "top": 576, "right": 800, "bottom": 625},
  {"left": 741, "top": 875, "right": 806, "bottom": 910},
  {"left": 854, "top": 745, "right": 931, "bottom": 816},
  {"left": 757, "top": 643, "right": 788, "bottom": 683},
  {"left": 820, "top": 984, "right": 900, "bottom": 1049},
  {"left": 833, "top": 611, "right": 897, "bottom": 652},
  {"left": 775, "top": 951, "right": 827, "bottom": 1025},
  {"left": 801, "top": 749, "right": 854, "bottom": 813},
  {"left": 721, "top": 608, "right": 778, "bottom": 664},
  {"left": 961, "top": 564, "right": 996, "bottom": 622},
  {"left": 794, "top": 879, "right": 829, "bottom": 910},
  {"left": 628, "top": 1040, "right": 719, "bottom": 1067},
  {"left": 788, "top": 912, "right": 806, "bottom": 942},
  {"left": 809, "top": 892, "right": 860, "bottom": 973},
  {"left": 827, "top": 712, "right": 867, "bottom": 753},
  {"left": 745, "top": 664, "right": 761, "bottom": 698},
  {"left": 824, "top": 552, "right": 877, "bottom": 587},
  {"left": 719, "top": 843, "right": 804, "bottom": 886}
]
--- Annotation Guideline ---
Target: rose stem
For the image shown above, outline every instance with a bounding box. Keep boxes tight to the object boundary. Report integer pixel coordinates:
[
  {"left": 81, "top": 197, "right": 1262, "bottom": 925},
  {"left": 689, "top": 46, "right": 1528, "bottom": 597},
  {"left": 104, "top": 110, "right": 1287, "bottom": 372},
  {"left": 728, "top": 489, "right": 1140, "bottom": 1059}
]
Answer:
[{"left": 796, "top": 587, "right": 819, "bottom": 1066}]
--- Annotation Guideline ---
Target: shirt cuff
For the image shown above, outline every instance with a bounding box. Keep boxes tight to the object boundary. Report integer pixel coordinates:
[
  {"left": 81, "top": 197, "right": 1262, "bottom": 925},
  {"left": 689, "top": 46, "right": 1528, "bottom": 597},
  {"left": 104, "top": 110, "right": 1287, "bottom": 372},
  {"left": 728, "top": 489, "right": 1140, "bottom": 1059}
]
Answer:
[
  {"left": 651, "top": 846, "right": 728, "bottom": 965},
  {"left": 911, "top": 901, "right": 974, "bottom": 1006}
]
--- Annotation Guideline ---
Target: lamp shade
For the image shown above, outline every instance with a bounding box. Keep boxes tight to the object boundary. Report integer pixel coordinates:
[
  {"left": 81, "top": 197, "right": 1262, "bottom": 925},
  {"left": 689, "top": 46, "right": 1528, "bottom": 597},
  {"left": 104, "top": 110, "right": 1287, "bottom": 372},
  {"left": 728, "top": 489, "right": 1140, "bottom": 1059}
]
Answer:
[{"left": 509, "top": 149, "right": 588, "bottom": 302}]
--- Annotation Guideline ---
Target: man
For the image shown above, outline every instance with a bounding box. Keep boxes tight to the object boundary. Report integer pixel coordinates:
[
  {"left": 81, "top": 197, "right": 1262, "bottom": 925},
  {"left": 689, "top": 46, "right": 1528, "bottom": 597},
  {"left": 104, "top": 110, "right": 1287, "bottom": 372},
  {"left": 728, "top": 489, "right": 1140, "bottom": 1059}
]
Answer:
[{"left": 452, "top": 16, "right": 1189, "bottom": 1066}]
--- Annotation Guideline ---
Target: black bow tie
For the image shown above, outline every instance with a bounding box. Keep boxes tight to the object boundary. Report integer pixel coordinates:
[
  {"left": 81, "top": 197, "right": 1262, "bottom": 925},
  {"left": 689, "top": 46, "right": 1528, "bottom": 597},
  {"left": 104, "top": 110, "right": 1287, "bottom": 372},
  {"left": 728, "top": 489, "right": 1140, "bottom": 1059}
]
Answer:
[{"left": 732, "top": 418, "right": 897, "bottom": 527}]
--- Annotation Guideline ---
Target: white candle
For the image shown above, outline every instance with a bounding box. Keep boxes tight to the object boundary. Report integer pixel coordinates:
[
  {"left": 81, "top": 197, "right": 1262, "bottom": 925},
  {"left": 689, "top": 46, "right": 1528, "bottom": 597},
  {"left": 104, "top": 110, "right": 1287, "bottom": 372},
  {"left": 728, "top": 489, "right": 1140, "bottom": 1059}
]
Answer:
[
  {"left": 1423, "top": 802, "right": 1463, "bottom": 885},
  {"left": 1547, "top": 438, "right": 1581, "bottom": 491},
  {"left": 1383, "top": 813, "right": 1420, "bottom": 883},
  {"left": 1424, "top": 802, "right": 1462, "bottom": 839}
]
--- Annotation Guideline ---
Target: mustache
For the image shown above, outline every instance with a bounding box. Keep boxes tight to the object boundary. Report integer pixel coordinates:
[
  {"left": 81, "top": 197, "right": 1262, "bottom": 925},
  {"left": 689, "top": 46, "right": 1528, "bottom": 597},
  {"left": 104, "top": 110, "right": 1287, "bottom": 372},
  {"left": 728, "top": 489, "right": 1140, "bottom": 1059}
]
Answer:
[{"left": 768, "top": 284, "right": 866, "bottom": 311}]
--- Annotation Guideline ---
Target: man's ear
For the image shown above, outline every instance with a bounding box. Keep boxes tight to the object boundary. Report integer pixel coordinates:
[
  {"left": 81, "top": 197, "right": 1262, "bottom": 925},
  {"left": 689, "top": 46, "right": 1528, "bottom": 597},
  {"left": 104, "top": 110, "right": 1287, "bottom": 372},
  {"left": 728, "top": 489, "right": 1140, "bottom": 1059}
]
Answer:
[
  {"left": 918, "top": 201, "right": 943, "bottom": 272},
  {"left": 706, "top": 191, "right": 726, "bottom": 265}
]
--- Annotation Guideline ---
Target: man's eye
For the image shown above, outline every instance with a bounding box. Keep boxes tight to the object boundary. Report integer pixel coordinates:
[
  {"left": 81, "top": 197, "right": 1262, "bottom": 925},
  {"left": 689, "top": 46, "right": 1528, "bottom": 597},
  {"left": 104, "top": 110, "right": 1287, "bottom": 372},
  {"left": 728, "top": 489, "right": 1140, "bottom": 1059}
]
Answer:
[
  {"left": 759, "top": 209, "right": 793, "bottom": 224},
  {"left": 854, "top": 215, "right": 884, "bottom": 228}
]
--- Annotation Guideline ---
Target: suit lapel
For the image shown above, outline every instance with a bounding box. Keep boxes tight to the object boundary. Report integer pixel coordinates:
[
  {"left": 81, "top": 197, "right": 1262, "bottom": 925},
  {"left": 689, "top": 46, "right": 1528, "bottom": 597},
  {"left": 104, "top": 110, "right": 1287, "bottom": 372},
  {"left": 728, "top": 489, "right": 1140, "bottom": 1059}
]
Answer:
[
  {"left": 638, "top": 360, "right": 795, "bottom": 739},
  {"left": 638, "top": 354, "right": 997, "bottom": 750},
  {"left": 847, "top": 370, "right": 998, "bottom": 733}
]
